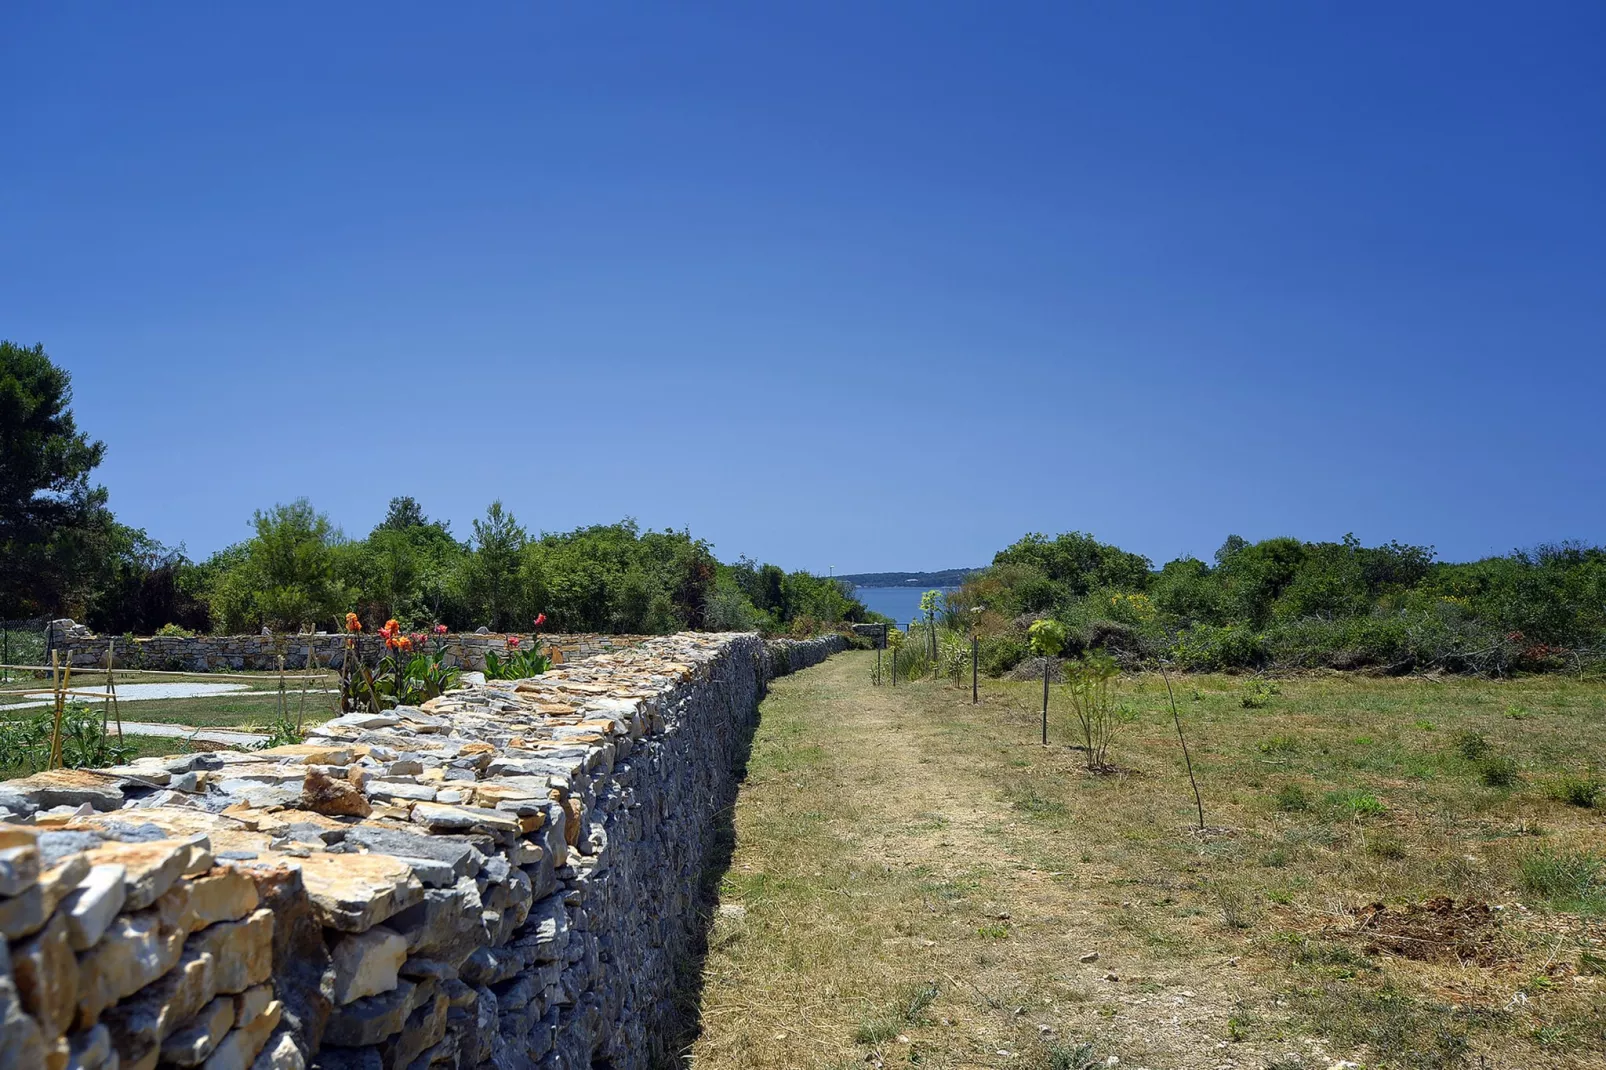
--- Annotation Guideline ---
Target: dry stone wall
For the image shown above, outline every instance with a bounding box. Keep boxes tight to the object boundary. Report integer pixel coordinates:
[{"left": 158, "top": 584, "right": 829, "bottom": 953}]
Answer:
[
  {"left": 52, "top": 631, "right": 644, "bottom": 673},
  {"left": 0, "top": 632, "right": 836, "bottom": 1070}
]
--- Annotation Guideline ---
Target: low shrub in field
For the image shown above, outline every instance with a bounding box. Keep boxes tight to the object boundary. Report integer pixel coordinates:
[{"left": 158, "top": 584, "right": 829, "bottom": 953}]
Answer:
[
  {"left": 1519, "top": 849, "right": 1605, "bottom": 913},
  {"left": 1241, "top": 679, "right": 1280, "bottom": 708},
  {"left": 1479, "top": 755, "right": 1521, "bottom": 787},
  {"left": 1453, "top": 731, "right": 1490, "bottom": 760},
  {"left": 1547, "top": 774, "right": 1602, "bottom": 808}
]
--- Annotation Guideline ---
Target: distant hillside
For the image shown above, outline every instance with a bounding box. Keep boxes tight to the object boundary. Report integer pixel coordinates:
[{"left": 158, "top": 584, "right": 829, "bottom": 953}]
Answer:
[{"left": 836, "top": 568, "right": 978, "bottom": 588}]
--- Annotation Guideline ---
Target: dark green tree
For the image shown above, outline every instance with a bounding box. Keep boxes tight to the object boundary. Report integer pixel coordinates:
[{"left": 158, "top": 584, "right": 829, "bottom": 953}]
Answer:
[{"left": 0, "top": 341, "right": 113, "bottom": 618}]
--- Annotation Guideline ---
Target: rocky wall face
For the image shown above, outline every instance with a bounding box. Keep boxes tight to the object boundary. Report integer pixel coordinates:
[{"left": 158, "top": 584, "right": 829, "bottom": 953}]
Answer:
[{"left": 0, "top": 633, "right": 834, "bottom": 1070}]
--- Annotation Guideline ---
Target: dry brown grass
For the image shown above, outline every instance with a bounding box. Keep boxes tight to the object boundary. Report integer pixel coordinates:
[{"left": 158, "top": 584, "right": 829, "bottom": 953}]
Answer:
[{"left": 686, "top": 653, "right": 1606, "bottom": 1070}]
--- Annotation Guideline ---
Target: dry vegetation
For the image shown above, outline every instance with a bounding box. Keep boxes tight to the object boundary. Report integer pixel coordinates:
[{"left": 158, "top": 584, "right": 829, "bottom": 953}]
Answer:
[{"left": 687, "top": 652, "right": 1605, "bottom": 1070}]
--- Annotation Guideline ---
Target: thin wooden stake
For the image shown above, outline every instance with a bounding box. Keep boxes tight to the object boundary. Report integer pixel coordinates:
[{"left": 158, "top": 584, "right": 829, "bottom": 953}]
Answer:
[
  {"left": 49, "top": 649, "right": 67, "bottom": 769},
  {"left": 1160, "top": 662, "right": 1207, "bottom": 831}
]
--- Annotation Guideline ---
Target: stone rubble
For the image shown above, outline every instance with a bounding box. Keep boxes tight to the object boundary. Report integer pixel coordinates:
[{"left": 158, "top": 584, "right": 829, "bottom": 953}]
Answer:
[{"left": 0, "top": 632, "right": 843, "bottom": 1069}]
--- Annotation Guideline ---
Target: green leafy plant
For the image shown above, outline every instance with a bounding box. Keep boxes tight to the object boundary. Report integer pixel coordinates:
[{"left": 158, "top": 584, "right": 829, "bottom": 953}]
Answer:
[
  {"left": 155, "top": 622, "right": 195, "bottom": 638},
  {"left": 0, "top": 705, "right": 132, "bottom": 771},
  {"left": 1066, "top": 650, "right": 1121, "bottom": 770},
  {"left": 937, "top": 631, "right": 970, "bottom": 686},
  {"left": 485, "top": 645, "right": 551, "bottom": 682},
  {"left": 260, "top": 710, "right": 303, "bottom": 749}
]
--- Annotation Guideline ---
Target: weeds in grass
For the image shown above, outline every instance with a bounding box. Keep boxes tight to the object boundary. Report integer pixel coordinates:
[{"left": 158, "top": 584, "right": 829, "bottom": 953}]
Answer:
[
  {"left": 1040, "top": 1040, "right": 1099, "bottom": 1070},
  {"left": 895, "top": 981, "right": 939, "bottom": 1024},
  {"left": 1274, "top": 784, "right": 1311, "bottom": 812},
  {"left": 852, "top": 1017, "right": 900, "bottom": 1045},
  {"left": 1323, "top": 788, "right": 1386, "bottom": 818},
  {"left": 1518, "top": 848, "right": 1605, "bottom": 913},
  {"left": 1504, "top": 703, "right": 1531, "bottom": 720},
  {"left": 977, "top": 922, "right": 1010, "bottom": 939},
  {"left": 1479, "top": 755, "right": 1520, "bottom": 787},
  {"left": 1546, "top": 773, "right": 1602, "bottom": 808},
  {"left": 1241, "top": 680, "right": 1280, "bottom": 708},
  {"left": 1366, "top": 833, "right": 1407, "bottom": 860},
  {"left": 1453, "top": 731, "right": 1490, "bottom": 760},
  {"left": 1258, "top": 735, "right": 1299, "bottom": 755},
  {"left": 1286, "top": 981, "right": 1472, "bottom": 1069},
  {"left": 1211, "top": 883, "right": 1260, "bottom": 929}
]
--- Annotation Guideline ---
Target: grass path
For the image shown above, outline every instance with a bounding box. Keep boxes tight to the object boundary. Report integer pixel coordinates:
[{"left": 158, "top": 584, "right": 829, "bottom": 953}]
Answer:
[{"left": 687, "top": 651, "right": 1604, "bottom": 1070}]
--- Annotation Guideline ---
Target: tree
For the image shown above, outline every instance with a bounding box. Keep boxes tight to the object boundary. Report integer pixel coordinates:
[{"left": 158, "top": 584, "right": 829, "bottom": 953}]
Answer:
[
  {"left": 208, "top": 499, "right": 347, "bottom": 632},
  {"left": 0, "top": 342, "right": 111, "bottom": 617},
  {"left": 456, "top": 501, "right": 527, "bottom": 630},
  {"left": 376, "top": 496, "right": 430, "bottom": 532}
]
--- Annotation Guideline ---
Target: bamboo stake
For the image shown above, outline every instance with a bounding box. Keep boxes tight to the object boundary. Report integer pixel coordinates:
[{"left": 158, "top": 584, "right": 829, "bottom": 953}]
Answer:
[
  {"left": 49, "top": 650, "right": 68, "bottom": 770},
  {"left": 277, "top": 655, "right": 287, "bottom": 724},
  {"left": 102, "top": 639, "right": 113, "bottom": 736}
]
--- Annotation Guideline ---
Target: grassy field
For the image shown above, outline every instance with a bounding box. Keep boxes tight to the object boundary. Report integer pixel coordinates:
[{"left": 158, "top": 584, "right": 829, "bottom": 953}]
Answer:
[{"left": 688, "top": 651, "right": 1605, "bottom": 1070}]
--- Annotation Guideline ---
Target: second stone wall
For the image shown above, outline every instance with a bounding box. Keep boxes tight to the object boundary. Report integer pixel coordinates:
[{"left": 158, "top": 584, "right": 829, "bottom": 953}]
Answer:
[{"left": 54, "top": 632, "right": 645, "bottom": 673}]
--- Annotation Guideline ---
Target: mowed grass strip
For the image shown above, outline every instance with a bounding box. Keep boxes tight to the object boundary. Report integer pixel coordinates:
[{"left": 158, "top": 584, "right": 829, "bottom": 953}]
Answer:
[{"left": 688, "top": 652, "right": 1606, "bottom": 1070}]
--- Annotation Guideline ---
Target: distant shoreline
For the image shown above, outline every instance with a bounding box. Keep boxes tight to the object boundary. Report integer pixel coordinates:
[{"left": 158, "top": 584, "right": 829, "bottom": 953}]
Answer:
[{"left": 835, "top": 568, "right": 976, "bottom": 588}]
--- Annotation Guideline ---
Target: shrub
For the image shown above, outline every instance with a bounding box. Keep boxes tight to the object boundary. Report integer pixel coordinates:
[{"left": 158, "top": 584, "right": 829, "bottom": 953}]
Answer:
[
  {"left": 155, "top": 622, "right": 195, "bottom": 638},
  {"left": 1479, "top": 755, "right": 1520, "bottom": 787},
  {"left": 1547, "top": 774, "right": 1602, "bottom": 808},
  {"left": 1173, "top": 623, "right": 1266, "bottom": 671},
  {"left": 1065, "top": 650, "right": 1121, "bottom": 770},
  {"left": 979, "top": 633, "right": 1027, "bottom": 676},
  {"left": 937, "top": 632, "right": 971, "bottom": 686},
  {"left": 1453, "top": 731, "right": 1490, "bottom": 760}
]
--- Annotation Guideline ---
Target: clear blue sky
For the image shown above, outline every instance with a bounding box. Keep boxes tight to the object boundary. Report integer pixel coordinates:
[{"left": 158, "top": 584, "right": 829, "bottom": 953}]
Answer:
[{"left": 3, "top": 3, "right": 1602, "bottom": 573}]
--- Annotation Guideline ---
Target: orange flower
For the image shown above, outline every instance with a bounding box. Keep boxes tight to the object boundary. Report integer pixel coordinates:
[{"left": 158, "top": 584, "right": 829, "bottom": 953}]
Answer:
[
  {"left": 398, "top": 636, "right": 413, "bottom": 652},
  {"left": 344, "top": 613, "right": 362, "bottom": 633}
]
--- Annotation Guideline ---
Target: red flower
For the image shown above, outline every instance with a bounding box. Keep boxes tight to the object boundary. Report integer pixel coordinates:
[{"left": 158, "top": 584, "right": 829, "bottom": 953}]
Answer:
[
  {"left": 434, "top": 624, "right": 448, "bottom": 635},
  {"left": 532, "top": 613, "right": 547, "bottom": 629},
  {"left": 507, "top": 636, "right": 521, "bottom": 650}
]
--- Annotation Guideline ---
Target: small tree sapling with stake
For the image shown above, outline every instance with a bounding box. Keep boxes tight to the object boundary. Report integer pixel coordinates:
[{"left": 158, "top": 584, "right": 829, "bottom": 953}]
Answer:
[{"left": 1028, "top": 619, "right": 1066, "bottom": 745}]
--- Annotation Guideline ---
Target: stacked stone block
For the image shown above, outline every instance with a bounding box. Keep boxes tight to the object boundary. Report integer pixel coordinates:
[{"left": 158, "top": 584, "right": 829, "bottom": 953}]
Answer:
[{"left": 0, "top": 633, "right": 836, "bottom": 1069}]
